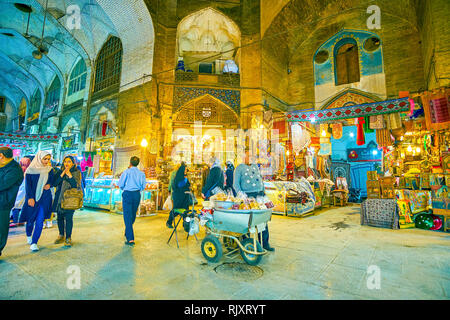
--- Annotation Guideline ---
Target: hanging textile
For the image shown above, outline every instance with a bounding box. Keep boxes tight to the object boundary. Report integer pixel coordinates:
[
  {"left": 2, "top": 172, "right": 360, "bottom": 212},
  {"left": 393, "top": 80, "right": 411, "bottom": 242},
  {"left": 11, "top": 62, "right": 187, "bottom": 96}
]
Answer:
[
  {"left": 376, "top": 128, "right": 392, "bottom": 147},
  {"left": 356, "top": 117, "right": 365, "bottom": 146},
  {"left": 291, "top": 123, "right": 311, "bottom": 153},
  {"left": 364, "top": 116, "right": 373, "bottom": 133},
  {"left": 385, "top": 112, "right": 402, "bottom": 130},
  {"left": 331, "top": 123, "right": 343, "bottom": 139},
  {"left": 369, "top": 115, "right": 385, "bottom": 129}
]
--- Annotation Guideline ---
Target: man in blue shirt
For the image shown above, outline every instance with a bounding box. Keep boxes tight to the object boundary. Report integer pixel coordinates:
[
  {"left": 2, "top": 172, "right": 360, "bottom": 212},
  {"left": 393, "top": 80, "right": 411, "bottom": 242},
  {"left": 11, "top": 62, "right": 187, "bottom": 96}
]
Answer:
[{"left": 118, "top": 156, "right": 146, "bottom": 246}]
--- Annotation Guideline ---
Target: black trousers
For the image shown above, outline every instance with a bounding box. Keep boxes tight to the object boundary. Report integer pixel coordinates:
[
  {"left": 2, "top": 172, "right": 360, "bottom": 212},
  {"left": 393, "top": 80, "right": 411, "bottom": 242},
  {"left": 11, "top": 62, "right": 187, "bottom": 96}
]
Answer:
[
  {"left": 245, "top": 191, "right": 271, "bottom": 248},
  {"left": 0, "top": 210, "right": 11, "bottom": 254}
]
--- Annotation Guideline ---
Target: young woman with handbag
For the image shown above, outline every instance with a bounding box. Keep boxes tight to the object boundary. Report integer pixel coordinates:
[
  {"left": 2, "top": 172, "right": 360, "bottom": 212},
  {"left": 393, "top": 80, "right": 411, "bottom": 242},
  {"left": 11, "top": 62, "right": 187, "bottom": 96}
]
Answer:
[{"left": 52, "top": 156, "right": 82, "bottom": 247}]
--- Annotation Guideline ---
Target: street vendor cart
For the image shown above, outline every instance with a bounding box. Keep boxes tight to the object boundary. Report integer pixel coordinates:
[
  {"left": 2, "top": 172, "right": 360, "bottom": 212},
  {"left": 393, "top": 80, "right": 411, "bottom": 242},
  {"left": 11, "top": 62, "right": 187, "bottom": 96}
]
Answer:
[{"left": 200, "top": 200, "right": 272, "bottom": 266}]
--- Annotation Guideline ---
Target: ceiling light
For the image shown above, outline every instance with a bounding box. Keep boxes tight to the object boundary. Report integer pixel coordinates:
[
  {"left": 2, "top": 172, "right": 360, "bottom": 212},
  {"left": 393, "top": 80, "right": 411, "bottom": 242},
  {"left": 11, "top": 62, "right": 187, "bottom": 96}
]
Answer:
[
  {"left": 14, "top": 3, "right": 32, "bottom": 13},
  {"left": 32, "top": 50, "right": 42, "bottom": 60}
]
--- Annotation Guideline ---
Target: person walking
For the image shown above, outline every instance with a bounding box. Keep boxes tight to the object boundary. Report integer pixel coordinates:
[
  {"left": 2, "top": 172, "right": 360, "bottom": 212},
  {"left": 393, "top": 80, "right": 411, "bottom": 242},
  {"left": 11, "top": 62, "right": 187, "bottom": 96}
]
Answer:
[
  {"left": 0, "top": 147, "right": 24, "bottom": 257},
  {"left": 233, "top": 148, "right": 274, "bottom": 252},
  {"left": 20, "top": 151, "right": 55, "bottom": 252},
  {"left": 224, "top": 161, "right": 236, "bottom": 197},
  {"left": 9, "top": 156, "right": 33, "bottom": 228},
  {"left": 118, "top": 156, "right": 146, "bottom": 246},
  {"left": 201, "top": 157, "right": 224, "bottom": 201},
  {"left": 166, "top": 163, "right": 191, "bottom": 228},
  {"left": 52, "top": 156, "right": 82, "bottom": 247}
]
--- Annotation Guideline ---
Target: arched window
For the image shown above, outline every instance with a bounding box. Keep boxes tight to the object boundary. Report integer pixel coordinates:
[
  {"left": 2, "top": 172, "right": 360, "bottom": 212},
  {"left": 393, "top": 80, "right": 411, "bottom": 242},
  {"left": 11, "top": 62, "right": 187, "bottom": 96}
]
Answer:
[
  {"left": 30, "top": 90, "right": 41, "bottom": 118},
  {"left": 335, "top": 39, "right": 360, "bottom": 85},
  {"left": 94, "top": 36, "right": 123, "bottom": 93},
  {"left": 0, "top": 96, "right": 5, "bottom": 113},
  {"left": 68, "top": 59, "right": 87, "bottom": 96}
]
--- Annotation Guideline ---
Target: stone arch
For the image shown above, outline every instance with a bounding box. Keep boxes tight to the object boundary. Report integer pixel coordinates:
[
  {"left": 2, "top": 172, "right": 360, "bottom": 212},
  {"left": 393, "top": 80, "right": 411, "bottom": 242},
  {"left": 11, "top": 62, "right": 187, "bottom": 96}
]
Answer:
[
  {"left": 173, "top": 94, "right": 239, "bottom": 127},
  {"left": 320, "top": 88, "right": 382, "bottom": 110},
  {"left": 176, "top": 7, "right": 241, "bottom": 73}
]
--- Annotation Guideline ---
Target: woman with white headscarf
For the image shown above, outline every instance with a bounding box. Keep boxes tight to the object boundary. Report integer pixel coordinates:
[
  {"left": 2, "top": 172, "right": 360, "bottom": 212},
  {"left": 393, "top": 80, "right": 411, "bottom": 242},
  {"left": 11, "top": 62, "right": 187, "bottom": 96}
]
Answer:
[
  {"left": 19, "top": 151, "right": 55, "bottom": 252},
  {"left": 201, "top": 157, "right": 224, "bottom": 201}
]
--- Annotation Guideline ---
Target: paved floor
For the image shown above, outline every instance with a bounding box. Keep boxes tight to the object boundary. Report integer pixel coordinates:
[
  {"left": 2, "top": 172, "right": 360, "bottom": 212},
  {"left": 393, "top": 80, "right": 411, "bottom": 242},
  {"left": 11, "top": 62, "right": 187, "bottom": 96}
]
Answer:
[{"left": 1, "top": 205, "right": 449, "bottom": 300}]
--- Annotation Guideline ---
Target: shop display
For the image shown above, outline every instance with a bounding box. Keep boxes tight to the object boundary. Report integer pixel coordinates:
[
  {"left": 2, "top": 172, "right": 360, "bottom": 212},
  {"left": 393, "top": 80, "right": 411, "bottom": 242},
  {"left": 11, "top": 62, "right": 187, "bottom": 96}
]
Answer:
[
  {"left": 84, "top": 177, "right": 159, "bottom": 215},
  {"left": 264, "top": 178, "right": 315, "bottom": 216}
]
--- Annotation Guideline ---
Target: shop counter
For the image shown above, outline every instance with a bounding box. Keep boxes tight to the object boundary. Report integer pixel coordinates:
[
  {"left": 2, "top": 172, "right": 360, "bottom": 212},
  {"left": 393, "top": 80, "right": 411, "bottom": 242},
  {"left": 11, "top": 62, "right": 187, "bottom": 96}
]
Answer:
[{"left": 264, "top": 178, "right": 316, "bottom": 216}]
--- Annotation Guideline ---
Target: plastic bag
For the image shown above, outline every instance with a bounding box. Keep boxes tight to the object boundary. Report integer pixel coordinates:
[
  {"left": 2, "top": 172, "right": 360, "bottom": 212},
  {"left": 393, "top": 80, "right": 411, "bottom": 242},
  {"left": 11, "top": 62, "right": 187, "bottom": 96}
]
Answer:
[
  {"left": 163, "top": 195, "right": 173, "bottom": 211},
  {"left": 189, "top": 217, "right": 200, "bottom": 235}
]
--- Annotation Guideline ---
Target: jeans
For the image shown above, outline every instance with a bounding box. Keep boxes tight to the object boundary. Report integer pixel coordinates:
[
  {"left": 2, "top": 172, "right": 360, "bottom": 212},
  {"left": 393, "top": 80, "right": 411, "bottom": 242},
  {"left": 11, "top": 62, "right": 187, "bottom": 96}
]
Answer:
[
  {"left": 0, "top": 210, "right": 10, "bottom": 254},
  {"left": 57, "top": 209, "right": 74, "bottom": 238},
  {"left": 26, "top": 205, "right": 45, "bottom": 245},
  {"left": 122, "top": 191, "right": 141, "bottom": 242},
  {"left": 10, "top": 208, "right": 21, "bottom": 224}
]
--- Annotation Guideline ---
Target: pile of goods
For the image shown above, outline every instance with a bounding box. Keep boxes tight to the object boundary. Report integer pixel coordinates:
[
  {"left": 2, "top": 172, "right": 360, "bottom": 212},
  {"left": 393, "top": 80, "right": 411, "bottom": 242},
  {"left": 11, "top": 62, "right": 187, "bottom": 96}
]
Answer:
[
  {"left": 145, "top": 182, "right": 158, "bottom": 190},
  {"left": 210, "top": 190, "right": 274, "bottom": 211},
  {"left": 140, "top": 199, "right": 156, "bottom": 214}
]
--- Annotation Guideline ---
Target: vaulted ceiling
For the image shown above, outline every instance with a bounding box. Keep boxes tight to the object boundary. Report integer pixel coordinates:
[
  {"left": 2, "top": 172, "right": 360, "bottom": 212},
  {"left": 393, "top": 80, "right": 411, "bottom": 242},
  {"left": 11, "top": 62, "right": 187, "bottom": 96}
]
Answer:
[{"left": 0, "top": 0, "right": 155, "bottom": 115}]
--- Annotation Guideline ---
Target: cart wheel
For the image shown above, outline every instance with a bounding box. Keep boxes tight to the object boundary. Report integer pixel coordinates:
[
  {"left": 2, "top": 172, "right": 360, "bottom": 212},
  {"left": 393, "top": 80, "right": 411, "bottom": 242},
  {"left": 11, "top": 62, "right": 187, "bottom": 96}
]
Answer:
[
  {"left": 240, "top": 237, "right": 263, "bottom": 266},
  {"left": 201, "top": 235, "right": 223, "bottom": 263},
  {"left": 223, "top": 237, "right": 238, "bottom": 252}
]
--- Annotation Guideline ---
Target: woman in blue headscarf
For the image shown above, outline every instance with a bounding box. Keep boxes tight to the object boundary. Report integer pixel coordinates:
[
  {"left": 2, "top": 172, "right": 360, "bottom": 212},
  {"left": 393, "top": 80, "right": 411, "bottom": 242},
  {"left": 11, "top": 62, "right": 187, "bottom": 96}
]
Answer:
[
  {"left": 20, "top": 151, "right": 54, "bottom": 252},
  {"left": 202, "top": 157, "right": 224, "bottom": 201}
]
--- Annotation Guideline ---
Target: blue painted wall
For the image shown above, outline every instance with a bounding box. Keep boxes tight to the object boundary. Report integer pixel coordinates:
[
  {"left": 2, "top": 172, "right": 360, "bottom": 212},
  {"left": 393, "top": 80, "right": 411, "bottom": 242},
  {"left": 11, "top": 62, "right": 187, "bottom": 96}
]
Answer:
[
  {"left": 314, "top": 30, "right": 384, "bottom": 86},
  {"left": 330, "top": 125, "right": 378, "bottom": 162}
]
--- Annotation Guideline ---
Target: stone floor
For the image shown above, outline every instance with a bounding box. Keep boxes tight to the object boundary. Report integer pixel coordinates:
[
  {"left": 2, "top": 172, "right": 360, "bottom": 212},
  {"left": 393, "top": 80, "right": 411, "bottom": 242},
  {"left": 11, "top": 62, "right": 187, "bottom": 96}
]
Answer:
[{"left": 1, "top": 205, "right": 449, "bottom": 300}]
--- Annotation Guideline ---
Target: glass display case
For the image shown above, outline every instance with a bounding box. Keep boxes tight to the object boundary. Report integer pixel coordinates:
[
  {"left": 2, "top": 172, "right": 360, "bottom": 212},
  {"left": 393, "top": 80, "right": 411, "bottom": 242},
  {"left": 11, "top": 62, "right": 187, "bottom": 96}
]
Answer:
[
  {"left": 84, "top": 178, "right": 114, "bottom": 210},
  {"left": 84, "top": 178, "right": 159, "bottom": 215},
  {"left": 111, "top": 180, "right": 159, "bottom": 216}
]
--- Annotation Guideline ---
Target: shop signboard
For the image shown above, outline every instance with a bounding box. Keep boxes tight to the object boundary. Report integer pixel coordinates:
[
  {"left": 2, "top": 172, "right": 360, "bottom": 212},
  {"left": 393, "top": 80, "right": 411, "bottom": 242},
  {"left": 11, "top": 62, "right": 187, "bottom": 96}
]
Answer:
[{"left": 42, "top": 100, "right": 59, "bottom": 119}]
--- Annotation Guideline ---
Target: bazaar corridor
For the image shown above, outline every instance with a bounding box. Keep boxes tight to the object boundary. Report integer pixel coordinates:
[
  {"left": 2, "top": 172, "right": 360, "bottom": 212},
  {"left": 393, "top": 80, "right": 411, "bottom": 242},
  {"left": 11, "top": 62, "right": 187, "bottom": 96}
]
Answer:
[{"left": 1, "top": 207, "right": 449, "bottom": 300}]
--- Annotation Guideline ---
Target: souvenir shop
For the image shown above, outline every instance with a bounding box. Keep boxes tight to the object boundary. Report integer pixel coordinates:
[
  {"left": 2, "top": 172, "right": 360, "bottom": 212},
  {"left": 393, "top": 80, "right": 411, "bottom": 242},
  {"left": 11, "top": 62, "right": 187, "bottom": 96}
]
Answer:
[{"left": 285, "top": 89, "right": 450, "bottom": 233}]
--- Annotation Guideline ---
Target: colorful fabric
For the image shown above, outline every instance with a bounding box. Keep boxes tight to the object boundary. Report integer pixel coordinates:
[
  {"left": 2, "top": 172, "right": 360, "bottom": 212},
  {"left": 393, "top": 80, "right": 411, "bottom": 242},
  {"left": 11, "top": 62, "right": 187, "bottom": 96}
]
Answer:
[
  {"left": 356, "top": 117, "right": 365, "bottom": 146},
  {"left": 369, "top": 115, "right": 385, "bottom": 129},
  {"left": 287, "top": 98, "right": 410, "bottom": 122},
  {"left": 331, "top": 123, "right": 343, "bottom": 139},
  {"left": 361, "top": 198, "right": 399, "bottom": 229}
]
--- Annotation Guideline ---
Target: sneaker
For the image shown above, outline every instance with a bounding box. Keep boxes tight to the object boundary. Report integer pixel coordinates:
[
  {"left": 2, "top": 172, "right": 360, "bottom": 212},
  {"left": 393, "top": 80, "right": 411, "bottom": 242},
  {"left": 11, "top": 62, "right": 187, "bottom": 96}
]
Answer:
[
  {"left": 27, "top": 236, "right": 32, "bottom": 244},
  {"left": 125, "top": 240, "right": 135, "bottom": 246},
  {"left": 54, "top": 235, "right": 65, "bottom": 244},
  {"left": 263, "top": 245, "right": 275, "bottom": 252},
  {"left": 64, "top": 238, "right": 72, "bottom": 247},
  {"left": 166, "top": 222, "right": 173, "bottom": 229},
  {"left": 30, "top": 244, "right": 39, "bottom": 252},
  {"left": 9, "top": 223, "right": 17, "bottom": 228},
  {"left": 46, "top": 221, "right": 53, "bottom": 228}
]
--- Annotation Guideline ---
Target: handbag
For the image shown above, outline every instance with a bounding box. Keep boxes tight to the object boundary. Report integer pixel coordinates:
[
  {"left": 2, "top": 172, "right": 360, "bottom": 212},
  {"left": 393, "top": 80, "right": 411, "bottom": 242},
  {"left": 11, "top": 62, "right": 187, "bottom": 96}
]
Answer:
[{"left": 61, "top": 188, "right": 84, "bottom": 210}]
